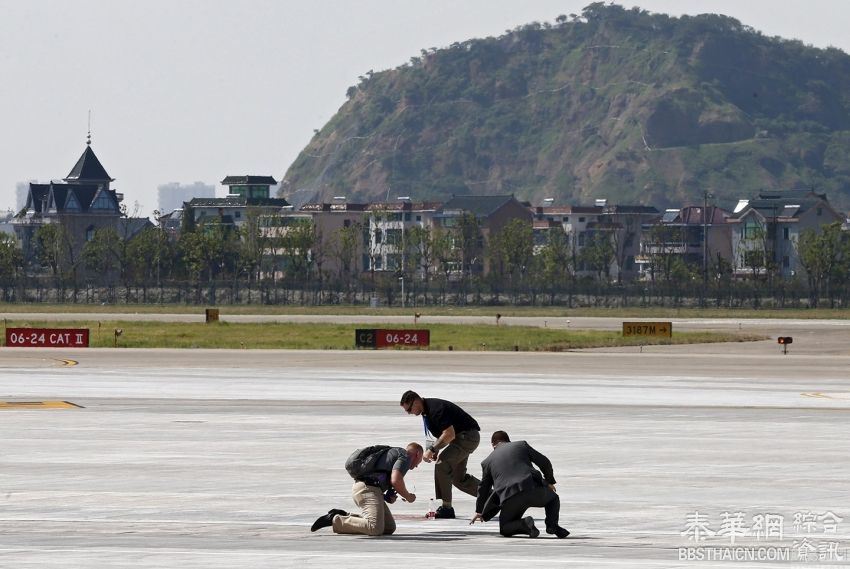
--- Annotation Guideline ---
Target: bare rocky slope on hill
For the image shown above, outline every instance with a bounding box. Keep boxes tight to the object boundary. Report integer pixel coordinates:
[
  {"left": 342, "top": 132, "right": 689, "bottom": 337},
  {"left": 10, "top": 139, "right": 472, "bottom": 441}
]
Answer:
[{"left": 280, "top": 3, "right": 850, "bottom": 212}]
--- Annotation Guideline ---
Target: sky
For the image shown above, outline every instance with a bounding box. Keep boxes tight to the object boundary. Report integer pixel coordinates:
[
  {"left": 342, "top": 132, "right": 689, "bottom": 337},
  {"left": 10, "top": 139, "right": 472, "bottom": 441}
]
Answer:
[{"left": 2, "top": 1, "right": 849, "bottom": 218}]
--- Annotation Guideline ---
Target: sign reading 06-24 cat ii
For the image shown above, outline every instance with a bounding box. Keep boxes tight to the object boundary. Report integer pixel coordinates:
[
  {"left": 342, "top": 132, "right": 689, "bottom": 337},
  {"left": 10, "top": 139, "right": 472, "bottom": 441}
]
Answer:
[
  {"left": 622, "top": 321, "right": 672, "bottom": 338},
  {"left": 5, "top": 328, "right": 90, "bottom": 347}
]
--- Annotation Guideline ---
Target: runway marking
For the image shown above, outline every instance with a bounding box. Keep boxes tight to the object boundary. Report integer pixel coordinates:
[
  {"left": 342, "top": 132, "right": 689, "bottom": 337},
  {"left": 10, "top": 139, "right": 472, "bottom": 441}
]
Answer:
[
  {"left": 0, "top": 400, "right": 83, "bottom": 409},
  {"left": 59, "top": 359, "right": 78, "bottom": 366},
  {"left": 802, "top": 392, "right": 850, "bottom": 400}
]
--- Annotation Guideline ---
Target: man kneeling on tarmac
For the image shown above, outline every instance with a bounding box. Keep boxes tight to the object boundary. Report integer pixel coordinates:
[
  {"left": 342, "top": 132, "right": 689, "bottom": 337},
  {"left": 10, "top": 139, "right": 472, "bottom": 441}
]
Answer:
[
  {"left": 312, "top": 442, "right": 423, "bottom": 536},
  {"left": 470, "top": 431, "right": 570, "bottom": 539}
]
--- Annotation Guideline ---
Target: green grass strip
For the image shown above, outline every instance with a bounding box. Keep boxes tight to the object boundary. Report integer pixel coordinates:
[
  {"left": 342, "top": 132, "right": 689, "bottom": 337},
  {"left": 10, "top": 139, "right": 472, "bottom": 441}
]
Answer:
[{"left": 1, "top": 320, "right": 765, "bottom": 351}]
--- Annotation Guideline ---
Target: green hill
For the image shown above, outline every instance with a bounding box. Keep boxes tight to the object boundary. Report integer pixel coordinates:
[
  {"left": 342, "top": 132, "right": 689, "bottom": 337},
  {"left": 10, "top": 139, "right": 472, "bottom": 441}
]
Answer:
[{"left": 281, "top": 3, "right": 850, "bottom": 212}]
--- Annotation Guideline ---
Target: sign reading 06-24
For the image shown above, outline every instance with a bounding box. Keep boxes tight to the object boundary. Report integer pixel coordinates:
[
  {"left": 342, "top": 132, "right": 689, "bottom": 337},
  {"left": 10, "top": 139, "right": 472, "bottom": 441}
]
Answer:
[
  {"left": 356, "top": 329, "right": 430, "bottom": 349},
  {"left": 6, "top": 328, "right": 90, "bottom": 347},
  {"left": 622, "top": 321, "right": 672, "bottom": 338}
]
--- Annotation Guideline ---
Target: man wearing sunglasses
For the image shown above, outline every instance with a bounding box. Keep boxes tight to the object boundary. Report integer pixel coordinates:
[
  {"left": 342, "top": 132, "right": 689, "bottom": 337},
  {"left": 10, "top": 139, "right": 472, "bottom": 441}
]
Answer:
[{"left": 399, "top": 390, "right": 480, "bottom": 519}]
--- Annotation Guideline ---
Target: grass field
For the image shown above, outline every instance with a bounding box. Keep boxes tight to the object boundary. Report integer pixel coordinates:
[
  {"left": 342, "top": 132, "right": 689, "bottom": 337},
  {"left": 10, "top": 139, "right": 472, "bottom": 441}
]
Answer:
[{"left": 0, "top": 319, "right": 764, "bottom": 350}]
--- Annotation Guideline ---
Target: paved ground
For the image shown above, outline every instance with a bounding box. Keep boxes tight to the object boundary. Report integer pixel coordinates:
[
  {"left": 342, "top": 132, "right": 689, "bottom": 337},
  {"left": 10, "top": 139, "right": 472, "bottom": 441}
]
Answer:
[{"left": 1, "top": 320, "right": 849, "bottom": 567}]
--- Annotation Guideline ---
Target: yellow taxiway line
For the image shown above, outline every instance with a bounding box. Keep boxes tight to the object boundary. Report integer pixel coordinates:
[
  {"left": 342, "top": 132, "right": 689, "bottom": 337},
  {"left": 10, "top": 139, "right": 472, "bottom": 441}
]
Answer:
[{"left": 0, "top": 401, "right": 82, "bottom": 409}]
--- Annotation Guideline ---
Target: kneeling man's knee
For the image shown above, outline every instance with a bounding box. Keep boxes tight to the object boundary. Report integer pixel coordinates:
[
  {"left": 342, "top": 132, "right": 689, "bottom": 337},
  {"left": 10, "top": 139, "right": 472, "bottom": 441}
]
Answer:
[{"left": 363, "top": 515, "right": 385, "bottom": 536}]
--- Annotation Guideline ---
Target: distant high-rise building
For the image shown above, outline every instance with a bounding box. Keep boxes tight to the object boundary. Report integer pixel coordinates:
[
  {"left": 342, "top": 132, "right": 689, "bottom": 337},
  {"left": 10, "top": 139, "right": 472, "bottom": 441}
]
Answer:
[{"left": 157, "top": 181, "right": 214, "bottom": 214}]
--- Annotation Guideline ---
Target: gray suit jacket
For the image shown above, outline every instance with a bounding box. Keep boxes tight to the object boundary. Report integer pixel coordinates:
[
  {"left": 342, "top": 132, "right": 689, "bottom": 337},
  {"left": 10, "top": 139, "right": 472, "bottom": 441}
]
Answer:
[{"left": 475, "top": 440, "right": 557, "bottom": 518}]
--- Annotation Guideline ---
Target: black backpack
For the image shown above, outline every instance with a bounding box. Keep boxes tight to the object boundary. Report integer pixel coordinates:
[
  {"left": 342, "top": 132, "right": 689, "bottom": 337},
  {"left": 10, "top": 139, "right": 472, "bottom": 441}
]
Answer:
[{"left": 345, "top": 445, "right": 391, "bottom": 479}]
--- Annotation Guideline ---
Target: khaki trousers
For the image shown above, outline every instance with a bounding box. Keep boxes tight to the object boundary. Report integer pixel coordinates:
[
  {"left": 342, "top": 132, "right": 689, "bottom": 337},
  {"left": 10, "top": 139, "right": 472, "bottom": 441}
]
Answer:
[
  {"left": 435, "top": 429, "right": 480, "bottom": 503},
  {"left": 332, "top": 481, "right": 396, "bottom": 536}
]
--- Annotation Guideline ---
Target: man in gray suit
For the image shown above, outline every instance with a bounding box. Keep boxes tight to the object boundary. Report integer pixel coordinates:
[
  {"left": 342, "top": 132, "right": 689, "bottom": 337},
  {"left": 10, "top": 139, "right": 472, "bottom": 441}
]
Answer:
[{"left": 470, "top": 431, "right": 569, "bottom": 538}]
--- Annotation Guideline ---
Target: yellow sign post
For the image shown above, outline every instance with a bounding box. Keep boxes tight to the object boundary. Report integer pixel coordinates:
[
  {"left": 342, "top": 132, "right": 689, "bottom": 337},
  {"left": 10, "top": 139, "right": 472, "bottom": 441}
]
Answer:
[{"left": 622, "top": 321, "right": 672, "bottom": 338}]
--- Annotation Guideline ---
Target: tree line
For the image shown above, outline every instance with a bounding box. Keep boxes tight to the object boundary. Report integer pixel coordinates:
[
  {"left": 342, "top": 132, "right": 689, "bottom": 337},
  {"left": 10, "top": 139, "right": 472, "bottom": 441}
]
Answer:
[{"left": 1, "top": 216, "right": 848, "bottom": 308}]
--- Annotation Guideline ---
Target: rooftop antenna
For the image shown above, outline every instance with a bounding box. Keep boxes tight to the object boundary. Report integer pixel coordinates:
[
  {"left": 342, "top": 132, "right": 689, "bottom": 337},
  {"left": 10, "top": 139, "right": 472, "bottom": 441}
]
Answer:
[{"left": 87, "top": 110, "right": 92, "bottom": 146}]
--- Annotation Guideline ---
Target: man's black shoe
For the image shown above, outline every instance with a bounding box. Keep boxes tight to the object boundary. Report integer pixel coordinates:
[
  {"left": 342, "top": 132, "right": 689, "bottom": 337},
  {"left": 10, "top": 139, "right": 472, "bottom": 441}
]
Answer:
[
  {"left": 522, "top": 516, "right": 540, "bottom": 538},
  {"left": 310, "top": 509, "right": 347, "bottom": 532},
  {"left": 547, "top": 525, "right": 570, "bottom": 538},
  {"left": 434, "top": 505, "right": 455, "bottom": 519}
]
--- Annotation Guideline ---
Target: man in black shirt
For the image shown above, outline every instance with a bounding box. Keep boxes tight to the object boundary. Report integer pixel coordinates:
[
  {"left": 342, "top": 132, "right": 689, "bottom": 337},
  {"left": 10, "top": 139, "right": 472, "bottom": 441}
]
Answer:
[{"left": 399, "top": 390, "right": 480, "bottom": 519}]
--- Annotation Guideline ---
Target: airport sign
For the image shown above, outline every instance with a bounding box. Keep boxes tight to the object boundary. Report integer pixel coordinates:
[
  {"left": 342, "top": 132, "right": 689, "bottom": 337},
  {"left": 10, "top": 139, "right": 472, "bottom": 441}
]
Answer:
[
  {"left": 622, "top": 321, "right": 672, "bottom": 338},
  {"left": 356, "top": 329, "right": 430, "bottom": 349},
  {"left": 5, "top": 328, "right": 90, "bottom": 348}
]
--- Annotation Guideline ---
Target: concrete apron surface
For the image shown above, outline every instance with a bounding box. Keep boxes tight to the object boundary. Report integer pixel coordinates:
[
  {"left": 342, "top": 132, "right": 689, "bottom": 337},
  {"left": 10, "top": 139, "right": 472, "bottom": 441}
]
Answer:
[{"left": 0, "top": 341, "right": 848, "bottom": 568}]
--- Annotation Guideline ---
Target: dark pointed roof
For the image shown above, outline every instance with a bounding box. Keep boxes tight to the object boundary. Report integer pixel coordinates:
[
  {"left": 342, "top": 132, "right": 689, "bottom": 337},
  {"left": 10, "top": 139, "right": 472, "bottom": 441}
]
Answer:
[
  {"left": 25, "top": 184, "right": 52, "bottom": 213},
  {"left": 662, "top": 206, "right": 730, "bottom": 225},
  {"left": 604, "top": 205, "right": 660, "bottom": 215},
  {"left": 440, "top": 195, "right": 518, "bottom": 217},
  {"left": 730, "top": 189, "right": 839, "bottom": 221},
  {"left": 221, "top": 175, "right": 278, "bottom": 186},
  {"left": 117, "top": 218, "right": 155, "bottom": 241},
  {"left": 16, "top": 182, "right": 119, "bottom": 217},
  {"left": 65, "top": 146, "right": 113, "bottom": 183}
]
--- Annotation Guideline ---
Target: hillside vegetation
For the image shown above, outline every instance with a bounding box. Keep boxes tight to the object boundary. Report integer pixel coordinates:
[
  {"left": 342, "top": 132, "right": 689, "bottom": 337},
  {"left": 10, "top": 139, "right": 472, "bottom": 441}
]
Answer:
[{"left": 281, "top": 3, "right": 850, "bottom": 211}]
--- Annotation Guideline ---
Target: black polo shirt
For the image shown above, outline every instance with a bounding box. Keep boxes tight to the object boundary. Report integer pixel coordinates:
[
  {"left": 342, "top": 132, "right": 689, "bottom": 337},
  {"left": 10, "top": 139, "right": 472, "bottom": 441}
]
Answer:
[{"left": 423, "top": 397, "right": 480, "bottom": 439}]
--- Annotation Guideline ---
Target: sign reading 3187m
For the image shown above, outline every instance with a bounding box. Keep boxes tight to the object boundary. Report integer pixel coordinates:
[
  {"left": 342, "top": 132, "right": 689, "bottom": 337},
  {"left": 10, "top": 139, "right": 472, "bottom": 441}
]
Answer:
[
  {"left": 622, "top": 321, "right": 672, "bottom": 338},
  {"left": 6, "top": 328, "right": 90, "bottom": 347}
]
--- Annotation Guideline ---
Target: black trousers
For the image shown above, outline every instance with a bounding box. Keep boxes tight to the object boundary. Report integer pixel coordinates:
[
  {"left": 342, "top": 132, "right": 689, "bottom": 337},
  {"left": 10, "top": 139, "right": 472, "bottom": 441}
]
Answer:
[{"left": 498, "top": 485, "right": 560, "bottom": 537}]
